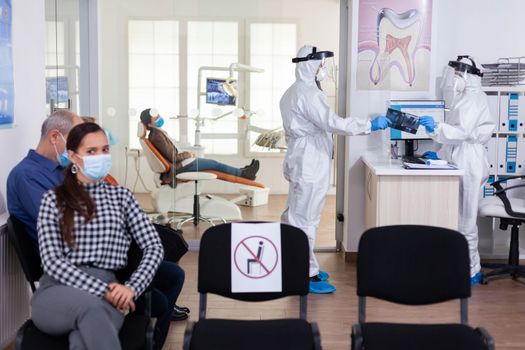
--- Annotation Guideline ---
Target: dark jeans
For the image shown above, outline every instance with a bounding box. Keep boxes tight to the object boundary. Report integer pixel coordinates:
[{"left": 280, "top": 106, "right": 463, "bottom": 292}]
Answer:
[{"left": 136, "top": 261, "right": 185, "bottom": 349}]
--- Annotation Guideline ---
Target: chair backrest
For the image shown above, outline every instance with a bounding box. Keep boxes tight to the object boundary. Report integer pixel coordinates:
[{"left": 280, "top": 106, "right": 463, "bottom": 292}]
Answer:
[
  {"left": 6, "top": 216, "right": 43, "bottom": 292},
  {"left": 198, "top": 222, "right": 309, "bottom": 302},
  {"left": 357, "top": 225, "right": 471, "bottom": 305},
  {"left": 137, "top": 122, "right": 170, "bottom": 175}
]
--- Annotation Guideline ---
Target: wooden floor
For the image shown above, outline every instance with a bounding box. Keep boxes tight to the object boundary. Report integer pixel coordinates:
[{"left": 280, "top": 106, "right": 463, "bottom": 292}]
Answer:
[
  {"left": 166, "top": 252, "right": 525, "bottom": 350},
  {"left": 141, "top": 194, "right": 525, "bottom": 350},
  {"left": 136, "top": 193, "right": 337, "bottom": 248}
]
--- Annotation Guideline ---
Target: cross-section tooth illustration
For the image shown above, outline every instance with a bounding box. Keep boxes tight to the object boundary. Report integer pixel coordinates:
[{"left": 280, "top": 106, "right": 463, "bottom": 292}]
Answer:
[{"left": 369, "top": 8, "right": 421, "bottom": 86}]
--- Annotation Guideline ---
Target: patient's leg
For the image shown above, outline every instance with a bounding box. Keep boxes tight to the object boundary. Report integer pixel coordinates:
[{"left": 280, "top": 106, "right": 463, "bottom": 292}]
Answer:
[{"left": 179, "top": 158, "right": 242, "bottom": 176}]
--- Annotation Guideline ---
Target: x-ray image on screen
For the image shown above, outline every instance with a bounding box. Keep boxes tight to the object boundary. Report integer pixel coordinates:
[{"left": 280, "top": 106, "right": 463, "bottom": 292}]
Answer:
[
  {"left": 206, "top": 78, "right": 236, "bottom": 106},
  {"left": 386, "top": 108, "right": 419, "bottom": 134}
]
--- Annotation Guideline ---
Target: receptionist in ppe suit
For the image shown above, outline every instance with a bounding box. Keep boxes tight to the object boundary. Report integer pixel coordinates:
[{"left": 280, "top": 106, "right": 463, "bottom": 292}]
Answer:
[
  {"left": 280, "top": 45, "right": 390, "bottom": 294},
  {"left": 419, "top": 56, "right": 496, "bottom": 284}
]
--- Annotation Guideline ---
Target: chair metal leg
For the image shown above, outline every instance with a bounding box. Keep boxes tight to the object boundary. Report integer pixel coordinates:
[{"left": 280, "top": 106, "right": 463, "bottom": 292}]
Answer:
[
  {"left": 176, "top": 216, "right": 196, "bottom": 230},
  {"left": 175, "top": 179, "right": 228, "bottom": 229},
  {"left": 482, "top": 223, "right": 525, "bottom": 282},
  {"left": 193, "top": 193, "right": 200, "bottom": 226},
  {"left": 176, "top": 215, "right": 226, "bottom": 230}
]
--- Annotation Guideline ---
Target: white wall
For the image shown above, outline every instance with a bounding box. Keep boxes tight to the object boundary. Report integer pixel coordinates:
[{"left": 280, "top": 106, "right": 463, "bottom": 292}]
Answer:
[
  {"left": 0, "top": 0, "right": 45, "bottom": 346},
  {"left": 343, "top": 0, "right": 525, "bottom": 252},
  {"left": 97, "top": 0, "right": 340, "bottom": 194},
  {"left": 0, "top": 0, "right": 46, "bottom": 221}
]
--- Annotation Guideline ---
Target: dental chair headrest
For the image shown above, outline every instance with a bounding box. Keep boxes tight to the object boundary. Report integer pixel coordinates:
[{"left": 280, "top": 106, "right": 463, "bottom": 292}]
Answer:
[{"left": 137, "top": 122, "right": 148, "bottom": 138}]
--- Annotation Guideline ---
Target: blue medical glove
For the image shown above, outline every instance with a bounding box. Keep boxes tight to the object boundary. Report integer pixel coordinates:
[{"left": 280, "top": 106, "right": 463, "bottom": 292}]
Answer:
[
  {"left": 422, "top": 151, "right": 439, "bottom": 160},
  {"left": 371, "top": 115, "right": 391, "bottom": 131},
  {"left": 419, "top": 115, "right": 435, "bottom": 133}
]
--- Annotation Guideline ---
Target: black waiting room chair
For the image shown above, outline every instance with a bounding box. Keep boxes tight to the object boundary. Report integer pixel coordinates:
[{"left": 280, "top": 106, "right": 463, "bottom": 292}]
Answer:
[
  {"left": 351, "top": 225, "right": 494, "bottom": 350},
  {"left": 183, "top": 222, "right": 322, "bottom": 350},
  {"left": 478, "top": 175, "right": 525, "bottom": 282},
  {"left": 6, "top": 216, "right": 155, "bottom": 350}
]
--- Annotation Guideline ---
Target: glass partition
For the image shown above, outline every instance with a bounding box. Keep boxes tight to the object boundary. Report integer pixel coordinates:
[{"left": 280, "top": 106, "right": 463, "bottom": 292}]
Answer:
[{"left": 97, "top": 0, "right": 340, "bottom": 247}]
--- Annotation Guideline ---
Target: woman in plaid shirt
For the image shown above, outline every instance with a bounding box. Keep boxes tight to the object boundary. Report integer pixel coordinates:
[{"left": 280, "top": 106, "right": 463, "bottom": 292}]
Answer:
[{"left": 32, "top": 122, "right": 163, "bottom": 349}]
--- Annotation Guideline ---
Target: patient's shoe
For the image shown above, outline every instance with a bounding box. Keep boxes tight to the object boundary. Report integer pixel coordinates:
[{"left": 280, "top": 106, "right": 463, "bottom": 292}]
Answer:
[
  {"left": 309, "top": 280, "right": 336, "bottom": 294},
  {"left": 241, "top": 159, "right": 256, "bottom": 170},
  {"left": 471, "top": 271, "right": 483, "bottom": 286},
  {"left": 240, "top": 160, "right": 259, "bottom": 180}
]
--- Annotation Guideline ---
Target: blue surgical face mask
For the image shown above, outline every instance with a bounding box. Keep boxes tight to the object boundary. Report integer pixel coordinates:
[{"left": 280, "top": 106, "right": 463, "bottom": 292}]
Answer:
[
  {"left": 155, "top": 117, "right": 165, "bottom": 128},
  {"left": 54, "top": 133, "right": 71, "bottom": 167},
  {"left": 77, "top": 154, "right": 112, "bottom": 180}
]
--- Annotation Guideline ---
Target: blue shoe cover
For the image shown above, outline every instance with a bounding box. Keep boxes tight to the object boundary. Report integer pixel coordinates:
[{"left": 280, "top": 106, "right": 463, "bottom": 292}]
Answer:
[
  {"left": 309, "top": 281, "right": 336, "bottom": 294},
  {"left": 471, "top": 272, "right": 482, "bottom": 285},
  {"left": 317, "top": 271, "right": 329, "bottom": 281}
]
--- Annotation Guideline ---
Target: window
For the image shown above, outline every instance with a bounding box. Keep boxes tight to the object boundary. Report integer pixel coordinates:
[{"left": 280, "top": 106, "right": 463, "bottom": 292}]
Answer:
[
  {"left": 126, "top": 19, "right": 298, "bottom": 155},
  {"left": 187, "top": 21, "right": 238, "bottom": 154},
  {"left": 249, "top": 23, "right": 296, "bottom": 152},
  {"left": 45, "top": 20, "right": 81, "bottom": 113},
  {"left": 45, "top": 21, "right": 65, "bottom": 75},
  {"left": 128, "top": 20, "right": 179, "bottom": 149}
]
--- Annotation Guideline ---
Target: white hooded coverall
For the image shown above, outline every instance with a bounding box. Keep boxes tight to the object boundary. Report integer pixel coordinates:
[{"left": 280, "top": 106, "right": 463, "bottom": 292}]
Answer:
[
  {"left": 280, "top": 45, "right": 371, "bottom": 277},
  {"left": 433, "top": 71, "right": 496, "bottom": 277}
]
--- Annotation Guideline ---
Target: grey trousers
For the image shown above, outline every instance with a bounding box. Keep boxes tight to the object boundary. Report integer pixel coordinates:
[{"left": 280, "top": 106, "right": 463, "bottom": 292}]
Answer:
[{"left": 31, "top": 266, "right": 125, "bottom": 350}]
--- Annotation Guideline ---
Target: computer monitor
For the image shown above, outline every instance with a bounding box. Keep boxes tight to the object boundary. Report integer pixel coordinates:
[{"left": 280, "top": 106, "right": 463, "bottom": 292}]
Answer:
[
  {"left": 206, "top": 78, "right": 237, "bottom": 106},
  {"left": 389, "top": 100, "right": 445, "bottom": 157}
]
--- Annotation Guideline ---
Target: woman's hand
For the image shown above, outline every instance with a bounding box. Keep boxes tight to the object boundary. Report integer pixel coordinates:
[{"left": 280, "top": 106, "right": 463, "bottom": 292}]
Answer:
[{"left": 105, "top": 283, "right": 135, "bottom": 312}]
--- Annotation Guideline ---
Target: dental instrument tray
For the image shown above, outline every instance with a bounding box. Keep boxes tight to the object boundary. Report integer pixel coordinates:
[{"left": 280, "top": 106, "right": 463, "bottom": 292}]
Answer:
[{"left": 385, "top": 108, "right": 419, "bottom": 134}]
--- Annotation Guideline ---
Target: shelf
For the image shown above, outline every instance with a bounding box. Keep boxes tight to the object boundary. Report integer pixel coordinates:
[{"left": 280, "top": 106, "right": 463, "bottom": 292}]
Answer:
[
  {"left": 493, "top": 132, "right": 524, "bottom": 136},
  {"left": 483, "top": 86, "right": 525, "bottom": 93},
  {"left": 489, "top": 173, "right": 525, "bottom": 177}
]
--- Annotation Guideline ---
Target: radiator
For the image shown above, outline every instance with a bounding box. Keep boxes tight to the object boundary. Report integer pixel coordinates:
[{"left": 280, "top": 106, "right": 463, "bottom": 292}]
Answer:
[{"left": 0, "top": 223, "right": 31, "bottom": 348}]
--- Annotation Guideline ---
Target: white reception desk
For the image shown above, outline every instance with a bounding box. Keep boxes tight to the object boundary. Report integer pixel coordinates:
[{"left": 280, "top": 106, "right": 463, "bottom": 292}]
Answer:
[{"left": 362, "top": 155, "right": 464, "bottom": 231}]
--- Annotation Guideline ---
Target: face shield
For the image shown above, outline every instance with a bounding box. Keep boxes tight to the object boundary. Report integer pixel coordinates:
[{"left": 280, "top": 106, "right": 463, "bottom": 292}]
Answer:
[
  {"left": 292, "top": 47, "right": 335, "bottom": 89},
  {"left": 441, "top": 55, "right": 483, "bottom": 108}
]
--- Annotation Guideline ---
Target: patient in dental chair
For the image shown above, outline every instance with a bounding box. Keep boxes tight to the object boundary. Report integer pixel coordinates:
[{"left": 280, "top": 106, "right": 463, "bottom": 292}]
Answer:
[{"left": 140, "top": 108, "right": 260, "bottom": 188}]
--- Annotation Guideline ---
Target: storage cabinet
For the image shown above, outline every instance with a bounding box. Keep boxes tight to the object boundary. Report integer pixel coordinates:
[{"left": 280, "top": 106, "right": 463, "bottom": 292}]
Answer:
[
  {"left": 480, "top": 87, "right": 525, "bottom": 259},
  {"left": 363, "top": 157, "right": 461, "bottom": 231}
]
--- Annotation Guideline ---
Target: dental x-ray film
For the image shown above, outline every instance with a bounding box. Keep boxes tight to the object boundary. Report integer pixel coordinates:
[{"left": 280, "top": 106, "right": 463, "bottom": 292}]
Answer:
[{"left": 386, "top": 108, "right": 419, "bottom": 134}]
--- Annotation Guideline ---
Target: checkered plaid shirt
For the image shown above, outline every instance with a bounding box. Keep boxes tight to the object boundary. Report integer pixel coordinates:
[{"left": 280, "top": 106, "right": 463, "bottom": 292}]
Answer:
[{"left": 37, "top": 182, "right": 163, "bottom": 299}]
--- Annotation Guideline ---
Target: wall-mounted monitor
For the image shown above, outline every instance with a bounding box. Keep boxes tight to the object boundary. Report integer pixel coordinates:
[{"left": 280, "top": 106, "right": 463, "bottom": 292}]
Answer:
[{"left": 206, "top": 78, "right": 236, "bottom": 106}]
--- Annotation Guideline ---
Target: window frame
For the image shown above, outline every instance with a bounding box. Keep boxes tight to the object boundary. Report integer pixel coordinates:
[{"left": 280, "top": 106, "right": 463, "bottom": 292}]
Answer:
[
  {"left": 126, "top": 16, "right": 299, "bottom": 157},
  {"left": 127, "top": 18, "right": 181, "bottom": 150},
  {"left": 244, "top": 18, "right": 299, "bottom": 158},
  {"left": 186, "top": 18, "right": 243, "bottom": 155}
]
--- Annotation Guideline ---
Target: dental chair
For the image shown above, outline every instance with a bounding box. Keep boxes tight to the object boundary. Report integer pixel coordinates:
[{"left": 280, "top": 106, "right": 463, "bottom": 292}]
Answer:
[{"left": 137, "top": 123, "right": 269, "bottom": 224}]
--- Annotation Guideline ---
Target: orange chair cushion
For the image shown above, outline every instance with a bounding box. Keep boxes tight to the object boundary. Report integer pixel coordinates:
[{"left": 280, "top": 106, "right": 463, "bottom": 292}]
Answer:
[
  {"left": 104, "top": 174, "right": 119, "bottom": 186},
  {"left": 202, "top": 170, "right": 265, "bottom": 188},
  {"left": 144, "top": 138, "right": 171, "bottom": 173}
]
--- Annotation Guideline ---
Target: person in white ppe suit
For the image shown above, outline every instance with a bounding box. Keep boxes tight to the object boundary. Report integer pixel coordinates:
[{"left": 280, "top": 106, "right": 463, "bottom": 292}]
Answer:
[
  {"left": 419, "top": 56, "right": 496, "bottom": 285},
  {"left": 280, "top": 45, "right": 390, "bottom": 294}
]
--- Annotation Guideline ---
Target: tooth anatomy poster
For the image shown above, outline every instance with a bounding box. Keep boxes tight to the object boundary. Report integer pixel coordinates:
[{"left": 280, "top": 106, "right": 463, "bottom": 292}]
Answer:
[
  {"left": 357, "top": 0, "right": 432, "bottom": 91},
  {"left": 0, "top": 0, "right": 13, "bottom": 126}
]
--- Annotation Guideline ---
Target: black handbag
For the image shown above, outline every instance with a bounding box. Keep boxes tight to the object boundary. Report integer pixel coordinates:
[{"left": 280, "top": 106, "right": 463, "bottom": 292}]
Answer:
[{"left": 153, "top": 223, "right": 188, "bottom": 263}]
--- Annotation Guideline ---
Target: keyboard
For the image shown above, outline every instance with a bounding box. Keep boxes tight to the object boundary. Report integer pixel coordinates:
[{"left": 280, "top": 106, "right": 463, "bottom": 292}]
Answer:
[{"left": 402, "top": 156, "right": 425, "bottom": 164}]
